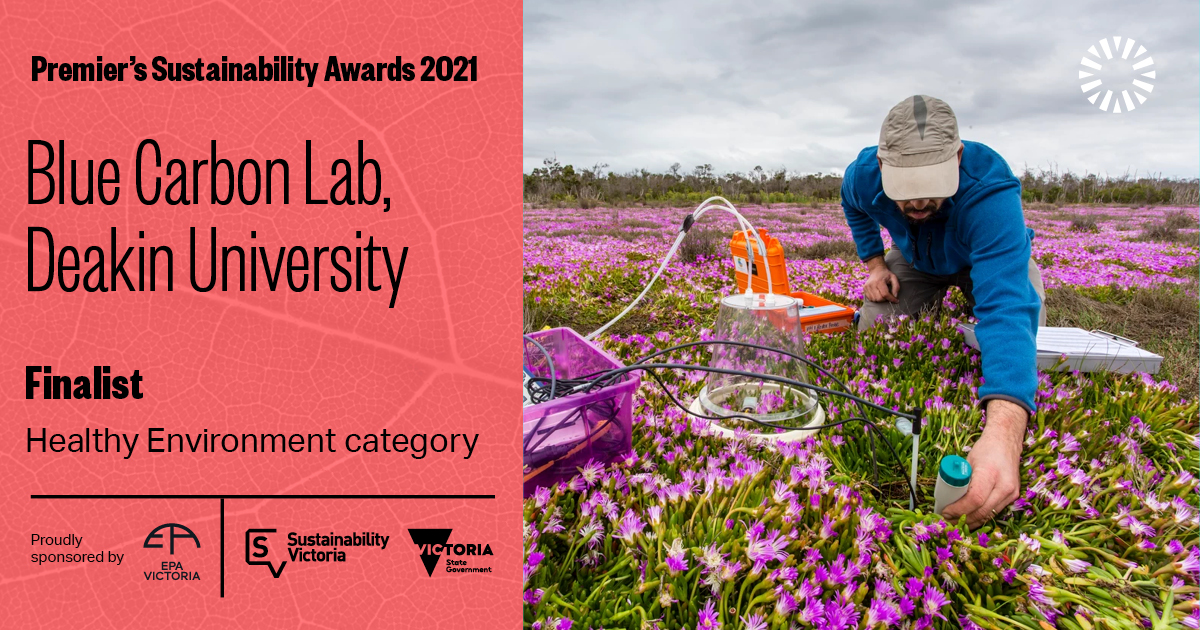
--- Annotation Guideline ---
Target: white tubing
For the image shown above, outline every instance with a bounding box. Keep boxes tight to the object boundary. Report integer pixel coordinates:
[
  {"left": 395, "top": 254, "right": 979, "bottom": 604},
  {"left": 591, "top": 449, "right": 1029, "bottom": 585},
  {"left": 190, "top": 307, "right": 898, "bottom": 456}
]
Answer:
[
  {"left": 585, "top": 196, "right": 774, "bottom": 340},
  {"left": 691, "top": 197, "right": 774, "bottom": 295},
  {"left": 909, "top": 429, "right": 920, "bottom": 511},
  {"left": 586, "top": 230, "right": 688, "bottom": 340}
]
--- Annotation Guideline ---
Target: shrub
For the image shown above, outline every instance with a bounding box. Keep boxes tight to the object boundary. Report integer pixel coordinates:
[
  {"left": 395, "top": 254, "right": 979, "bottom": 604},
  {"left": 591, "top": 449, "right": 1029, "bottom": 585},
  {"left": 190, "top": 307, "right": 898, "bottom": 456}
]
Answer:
[
  {"left": 1067, "top": 215, "right": 1100, "bottom": 233},
  {"left": 678, "top": 228, "right": 727, "bottom": 263},
  {"left": 1164, "top": 209, "right": 1199, "bottom": 230},
  {"left": 787, "top": 239, "right": 860, "bottom": 261},
  {"left": 1134, "top": 211, "right": 1198, "bottom": 242},
  {"left": 1137, "top": 221, "right": 1181, "bottom": 242}
]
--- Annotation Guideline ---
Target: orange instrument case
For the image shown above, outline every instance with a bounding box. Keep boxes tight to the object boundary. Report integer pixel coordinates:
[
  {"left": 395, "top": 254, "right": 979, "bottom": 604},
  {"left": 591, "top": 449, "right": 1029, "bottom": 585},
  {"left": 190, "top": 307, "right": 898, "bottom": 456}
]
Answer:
[
  {"left": 729, "top": 228, "right": 855, "bottom": 335},
  {"left": 730, "top": 229, "right": 790, "bottom": 295},
  {"left": 790, "top": 291, "right": 856, "bottom": 335}
]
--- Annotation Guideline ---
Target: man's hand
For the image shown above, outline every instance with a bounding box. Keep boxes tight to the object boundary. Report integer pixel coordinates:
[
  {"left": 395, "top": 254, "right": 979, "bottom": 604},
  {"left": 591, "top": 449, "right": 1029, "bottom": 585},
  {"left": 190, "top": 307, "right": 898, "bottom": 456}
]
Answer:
[
  {"left": 941, "top": 399, "right": 1027, "bottom": 528},
  {"left": 863, "top": 255, "right": 900, "bottom": 303}
]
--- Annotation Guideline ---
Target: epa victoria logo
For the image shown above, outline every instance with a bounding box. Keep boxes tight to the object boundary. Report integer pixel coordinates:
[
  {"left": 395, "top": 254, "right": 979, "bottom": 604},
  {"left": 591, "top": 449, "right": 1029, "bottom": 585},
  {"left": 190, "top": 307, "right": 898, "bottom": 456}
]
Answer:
[
  {"left": 408, "top": 529, "right": 494, "bottom": 576},
  {"left": 142, "top": 523, "right": 201, "bottom": 581}
]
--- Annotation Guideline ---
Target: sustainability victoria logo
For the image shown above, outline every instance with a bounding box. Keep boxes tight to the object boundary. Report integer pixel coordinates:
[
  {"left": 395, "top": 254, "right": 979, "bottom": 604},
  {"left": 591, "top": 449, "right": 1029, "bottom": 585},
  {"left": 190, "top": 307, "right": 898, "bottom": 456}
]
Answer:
[
  {"left": 408, "top": 528, "right": 494, "bottom": 577},
  {"left": 245, "top": 527, "right": 391, "bottom": 579}
]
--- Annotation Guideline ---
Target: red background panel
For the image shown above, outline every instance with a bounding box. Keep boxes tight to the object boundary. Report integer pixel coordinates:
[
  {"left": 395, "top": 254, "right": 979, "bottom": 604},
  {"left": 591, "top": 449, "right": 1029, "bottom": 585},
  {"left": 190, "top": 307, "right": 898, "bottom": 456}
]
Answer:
[{"left": 0, "top": 1, "right": 522, "bottom": 628}]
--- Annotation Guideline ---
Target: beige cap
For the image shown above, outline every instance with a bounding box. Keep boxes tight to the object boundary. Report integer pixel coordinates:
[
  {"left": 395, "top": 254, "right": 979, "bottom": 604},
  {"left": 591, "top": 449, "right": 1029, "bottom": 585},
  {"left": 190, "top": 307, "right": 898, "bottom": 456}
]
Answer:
[{"left": 878, "top": 95, "right": 963, "bottom": 200}]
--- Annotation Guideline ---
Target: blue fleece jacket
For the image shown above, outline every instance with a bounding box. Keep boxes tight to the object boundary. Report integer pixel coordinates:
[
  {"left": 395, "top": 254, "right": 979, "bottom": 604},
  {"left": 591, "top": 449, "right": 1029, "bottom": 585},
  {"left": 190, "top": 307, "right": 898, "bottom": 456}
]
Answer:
[{"left": 840, "top": 140, "right": 1041, "bottom": 413}]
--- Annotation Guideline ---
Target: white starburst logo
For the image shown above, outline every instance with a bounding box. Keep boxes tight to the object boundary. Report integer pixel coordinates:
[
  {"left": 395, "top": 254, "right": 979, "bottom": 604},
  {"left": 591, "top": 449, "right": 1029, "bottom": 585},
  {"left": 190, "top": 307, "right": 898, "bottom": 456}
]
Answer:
[{"left": 1079, "top": 36, "right": 1155, "bottom": 113}]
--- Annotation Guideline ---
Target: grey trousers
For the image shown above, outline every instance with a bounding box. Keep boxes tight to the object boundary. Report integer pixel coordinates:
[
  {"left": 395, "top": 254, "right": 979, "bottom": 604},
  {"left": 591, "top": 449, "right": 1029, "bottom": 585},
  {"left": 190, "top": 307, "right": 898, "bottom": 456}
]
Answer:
[{"left": 857, "top": 249, "right": 1046, "bottom": 331}]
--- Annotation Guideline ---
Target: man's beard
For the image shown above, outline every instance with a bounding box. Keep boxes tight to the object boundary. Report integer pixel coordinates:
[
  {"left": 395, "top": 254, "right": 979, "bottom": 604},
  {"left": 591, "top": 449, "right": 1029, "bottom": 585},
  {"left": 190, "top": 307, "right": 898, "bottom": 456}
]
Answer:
[{"left": 902, "top": 206, "right": 942, "bottom": 224}]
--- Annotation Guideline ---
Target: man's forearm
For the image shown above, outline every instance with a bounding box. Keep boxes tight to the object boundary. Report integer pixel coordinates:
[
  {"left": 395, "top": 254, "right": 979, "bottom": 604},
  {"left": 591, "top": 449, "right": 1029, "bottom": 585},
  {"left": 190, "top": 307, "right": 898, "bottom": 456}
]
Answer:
[
  {"left": 864, "top": 253, "right": 887, "bottom": 272},
  {"left": 983, "top": 398, "right": 1028, "bottom": 454}
]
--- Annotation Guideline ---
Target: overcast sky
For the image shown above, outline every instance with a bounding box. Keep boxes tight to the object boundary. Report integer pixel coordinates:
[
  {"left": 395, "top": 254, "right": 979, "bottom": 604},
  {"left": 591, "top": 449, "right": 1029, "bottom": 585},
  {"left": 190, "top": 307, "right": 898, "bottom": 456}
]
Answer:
[{"left": 524, "top": 0, "right": 1199, "bottom": 179}]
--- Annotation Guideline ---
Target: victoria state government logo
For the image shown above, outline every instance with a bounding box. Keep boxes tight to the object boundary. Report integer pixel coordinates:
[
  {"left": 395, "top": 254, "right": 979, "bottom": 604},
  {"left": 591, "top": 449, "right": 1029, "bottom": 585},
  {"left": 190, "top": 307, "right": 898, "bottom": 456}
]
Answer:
[{"left": 408, "top": 529, "right": 494, "bottom": 576}]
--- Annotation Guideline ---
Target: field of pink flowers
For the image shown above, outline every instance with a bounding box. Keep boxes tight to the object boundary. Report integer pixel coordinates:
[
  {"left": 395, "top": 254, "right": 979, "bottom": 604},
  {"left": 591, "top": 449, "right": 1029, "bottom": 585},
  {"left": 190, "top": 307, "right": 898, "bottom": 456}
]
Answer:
[
  {"left": 522, "top": 204, "right": 1199, "bottom": 630},
  {"left": 524, "top": 204, "right": 1197, "bottom": 314}
]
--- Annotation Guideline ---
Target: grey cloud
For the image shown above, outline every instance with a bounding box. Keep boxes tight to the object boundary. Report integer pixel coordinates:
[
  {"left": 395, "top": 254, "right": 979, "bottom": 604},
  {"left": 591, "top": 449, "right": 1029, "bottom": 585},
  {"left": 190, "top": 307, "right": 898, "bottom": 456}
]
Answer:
[{"left": 525, "top": 0, "right": 1199, "bottom": 178}]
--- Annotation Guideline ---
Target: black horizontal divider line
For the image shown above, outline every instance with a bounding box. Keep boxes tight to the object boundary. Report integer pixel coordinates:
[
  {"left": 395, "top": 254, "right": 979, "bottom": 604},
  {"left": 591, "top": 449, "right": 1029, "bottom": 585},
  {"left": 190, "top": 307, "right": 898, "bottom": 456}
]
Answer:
[
  {"left": 30, "top": 493, "right": 495, "bottom": 598},
  {"left": 31, "top": 494, "right": 496, "bottom": 499}
]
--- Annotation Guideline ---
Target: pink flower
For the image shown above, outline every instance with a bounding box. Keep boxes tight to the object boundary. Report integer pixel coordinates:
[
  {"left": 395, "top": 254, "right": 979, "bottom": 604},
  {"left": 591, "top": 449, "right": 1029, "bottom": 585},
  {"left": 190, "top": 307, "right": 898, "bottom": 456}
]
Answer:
[
  {"left": 1178, "top": 547, "right": 1200, "bottom": 577},
  {"left": 615, "top": 508, "right": 646, "bottom": 542},
  {"left": 909, "top": 522, "right": 930, "bottom": 543},
  {"left": 523, "top": 588, "right": 544, "bottom": 606},
  {"left": 820, "top": 513, "right": 838, "bottom": 540},
  {"left": 824, "top": 598, "right": 859, "bottom": 630},
  {"left": 774, "top": 589, "right": 798, "bottom": 615},
  {"left": 866, "top": 598, "right": 901, "bottom": 628},
  {"left": 923, "top": 586, "right": 950, "bottom": 620},
  {"left": 1131, "top": 518, "right": 1157, "bottom": 538},
  {"left": 1064, "top": 558, "right": 1092, "bottom": 573},
  {"left": 698, "top": 600, "right": 721, "bottom": 630},
  {"left": 740, "top": 613, "right": 767, "bottom": 630},
  {"left": 799, "top": 597, "right": 824, "bottom": 625},
  {"left": 959, "top": 615, "right": 984, "bottom": 630},
  {"left": 1028, "top": 579, "right": 1054, "bottom": 606},
  {"left": 904, "top": 577, "right": 924, "bottom": 600}
]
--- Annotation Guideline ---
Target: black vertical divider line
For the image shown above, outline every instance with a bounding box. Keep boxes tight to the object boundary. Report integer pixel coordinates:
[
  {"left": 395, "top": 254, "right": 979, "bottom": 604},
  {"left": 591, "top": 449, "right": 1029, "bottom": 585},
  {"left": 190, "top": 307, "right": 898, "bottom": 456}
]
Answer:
[{"left": 220, "top": 497, "right": 225, "bottom": 598}]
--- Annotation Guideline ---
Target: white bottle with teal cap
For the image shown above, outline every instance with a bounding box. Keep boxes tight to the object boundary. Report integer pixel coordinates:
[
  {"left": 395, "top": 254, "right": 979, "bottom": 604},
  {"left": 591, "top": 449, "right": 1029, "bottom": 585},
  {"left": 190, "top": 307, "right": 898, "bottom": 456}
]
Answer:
[{"left": 934, "top": 455, "right": 972, "bottom": 514}]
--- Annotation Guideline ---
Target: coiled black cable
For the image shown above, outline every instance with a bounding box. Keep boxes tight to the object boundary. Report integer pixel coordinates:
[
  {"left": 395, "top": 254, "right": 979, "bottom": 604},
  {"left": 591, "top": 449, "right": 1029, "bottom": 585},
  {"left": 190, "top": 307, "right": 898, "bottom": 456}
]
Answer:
[
  {"left": 618, "top": 363, "right": 918, "bottom": 506},
  {"left": 522, "top": 336, "right": 922, "bottom": 505},
  {"left": 522, "top": 334, "right": 558, "bottom": 403}
]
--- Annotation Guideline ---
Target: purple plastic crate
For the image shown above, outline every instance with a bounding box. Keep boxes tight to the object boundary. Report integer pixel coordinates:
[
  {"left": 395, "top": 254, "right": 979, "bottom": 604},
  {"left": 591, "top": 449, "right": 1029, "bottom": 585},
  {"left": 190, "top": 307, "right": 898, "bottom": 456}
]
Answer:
[{"left": 522, "top": 328, "right": 639, "bottom": 497}]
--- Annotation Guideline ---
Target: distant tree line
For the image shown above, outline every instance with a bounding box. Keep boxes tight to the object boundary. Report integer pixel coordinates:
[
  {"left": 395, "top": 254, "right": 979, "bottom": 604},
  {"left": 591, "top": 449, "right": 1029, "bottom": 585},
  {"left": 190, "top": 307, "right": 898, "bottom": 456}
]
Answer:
[{"left": 524, "top": 158, "right": 1199, "bottom": 208}]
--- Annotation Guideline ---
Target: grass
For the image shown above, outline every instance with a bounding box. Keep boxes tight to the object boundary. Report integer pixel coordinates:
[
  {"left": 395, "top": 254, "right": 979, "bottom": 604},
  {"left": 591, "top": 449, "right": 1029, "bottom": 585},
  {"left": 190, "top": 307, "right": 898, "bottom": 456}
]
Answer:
[
  {"left": 546, "top": 228, "right": 586, "bottom": 238},
  {"left": 526, "top": 276, "right": 1198, "bottom": 398},
  {"left": 523, "top": 293, "right": 553, "bottom": 333},
  {"left": 585, "top": 226, "right": 639, "bottom": 241},
  {"left": 1046, "top": 285, "right": 1199, "bottom": 398},
  {"left": 1047, "top": 209, "right": 1123, "bottom": 224},
  {"left": 786, "top": 239, "right": 860, "bottom": 261}
]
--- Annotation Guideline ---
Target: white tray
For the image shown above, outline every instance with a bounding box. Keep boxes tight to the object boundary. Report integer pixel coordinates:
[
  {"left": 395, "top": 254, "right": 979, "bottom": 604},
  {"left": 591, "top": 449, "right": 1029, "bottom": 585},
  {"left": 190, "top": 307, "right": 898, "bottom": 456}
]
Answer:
[
  {"left": 799, "top": 304, "right": 848, "bottom": 317},
  {"left": 956, "top": 323, "right": 1163, "bottom": 374}
]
